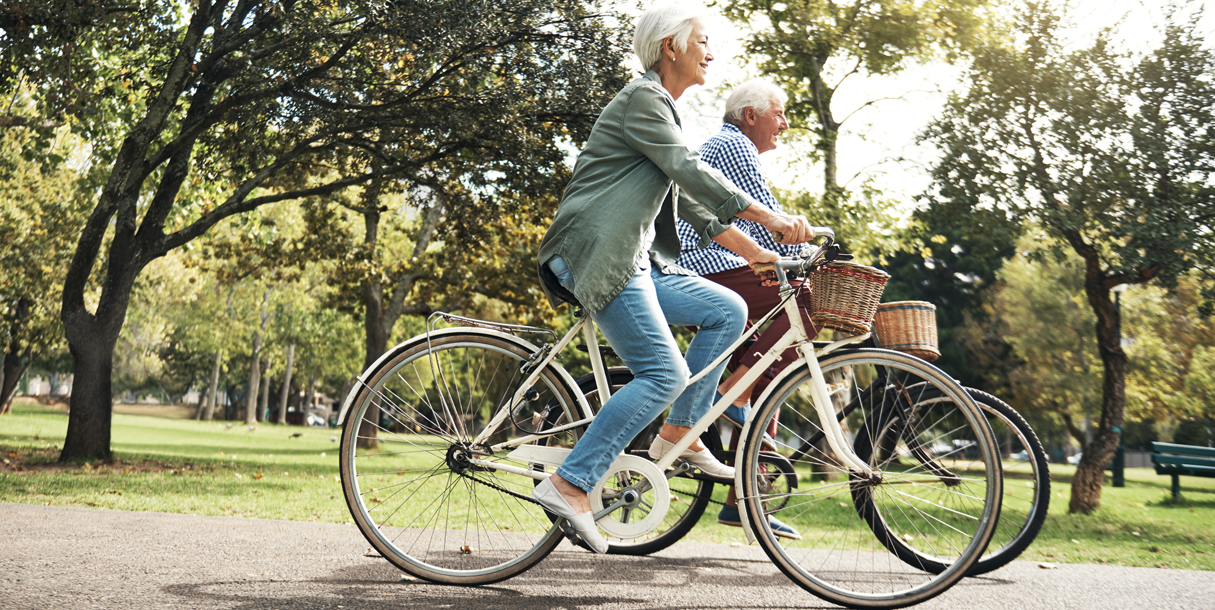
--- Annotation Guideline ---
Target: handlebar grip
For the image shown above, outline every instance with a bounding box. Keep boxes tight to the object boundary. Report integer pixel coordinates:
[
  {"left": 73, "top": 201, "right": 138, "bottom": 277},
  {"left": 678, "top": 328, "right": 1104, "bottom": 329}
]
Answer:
[
  {"left": 750, "top": 262, "right": 777, "bottom": 275},
  {"left": 772, "top": 227, "right": 834, "bottom": 244}
]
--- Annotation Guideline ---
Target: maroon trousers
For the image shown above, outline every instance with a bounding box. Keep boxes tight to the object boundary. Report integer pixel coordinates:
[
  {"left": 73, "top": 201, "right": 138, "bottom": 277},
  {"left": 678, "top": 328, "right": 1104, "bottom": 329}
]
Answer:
[{"left": 702, "top": 265, "right": 817, "bottom": 398}]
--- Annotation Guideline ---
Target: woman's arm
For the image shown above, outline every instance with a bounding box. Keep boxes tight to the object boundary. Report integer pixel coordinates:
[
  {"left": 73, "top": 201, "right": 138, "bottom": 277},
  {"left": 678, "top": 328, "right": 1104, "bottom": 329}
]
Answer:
[{"left": 621, "top": 84, "right": 811, "bottom": 244}]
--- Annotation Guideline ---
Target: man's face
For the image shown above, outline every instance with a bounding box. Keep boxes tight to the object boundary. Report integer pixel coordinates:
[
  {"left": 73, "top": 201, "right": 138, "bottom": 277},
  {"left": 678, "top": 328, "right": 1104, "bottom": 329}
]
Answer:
[{"left": 748, "top": 100, "right": 788, "bottom": 154}]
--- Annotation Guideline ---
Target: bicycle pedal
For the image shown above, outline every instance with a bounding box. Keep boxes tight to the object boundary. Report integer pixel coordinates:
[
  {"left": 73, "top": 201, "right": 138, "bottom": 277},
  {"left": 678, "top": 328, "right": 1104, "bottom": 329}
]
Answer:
[{"left": 558, "top": 520, "right": 588, "bottom": 546}]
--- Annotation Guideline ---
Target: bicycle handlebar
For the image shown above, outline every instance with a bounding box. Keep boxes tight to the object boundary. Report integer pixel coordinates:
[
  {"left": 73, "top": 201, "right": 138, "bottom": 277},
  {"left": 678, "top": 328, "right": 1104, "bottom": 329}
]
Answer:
[{"left": 751, "top": 226, "right": 837, "bottom": 294}]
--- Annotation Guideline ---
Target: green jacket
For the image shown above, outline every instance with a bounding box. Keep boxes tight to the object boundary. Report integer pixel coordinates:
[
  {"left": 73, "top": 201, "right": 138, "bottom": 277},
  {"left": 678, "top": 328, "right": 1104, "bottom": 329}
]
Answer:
[{"left": 537, "top": 71, "right": 758, "bottom": 313}]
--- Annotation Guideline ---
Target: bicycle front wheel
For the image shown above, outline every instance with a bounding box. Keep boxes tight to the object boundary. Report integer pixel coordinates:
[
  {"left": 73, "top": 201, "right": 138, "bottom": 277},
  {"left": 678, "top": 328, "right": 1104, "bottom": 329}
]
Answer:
[
  {"left": 339, "top": 329, "right": 582, "bottom": 585},
  {"left": 739, "top": 348, "right": 1002, "bottom": 609}
]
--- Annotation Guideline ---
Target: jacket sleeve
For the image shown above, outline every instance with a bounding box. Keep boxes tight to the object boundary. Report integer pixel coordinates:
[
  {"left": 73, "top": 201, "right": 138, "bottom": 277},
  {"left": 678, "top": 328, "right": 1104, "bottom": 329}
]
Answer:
[{"left": 621, "top": 85, "right": 757, "bottom": 247}]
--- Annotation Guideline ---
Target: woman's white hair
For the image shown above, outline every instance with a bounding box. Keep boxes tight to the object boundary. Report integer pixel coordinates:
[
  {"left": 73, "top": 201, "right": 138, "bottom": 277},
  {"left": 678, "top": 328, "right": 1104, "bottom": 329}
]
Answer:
[
  {"left": 632, "top": 3, "right": 709, "bottom": 71},
  {"left": 723, "top": 79, "right": 788, "bottom": 123}
]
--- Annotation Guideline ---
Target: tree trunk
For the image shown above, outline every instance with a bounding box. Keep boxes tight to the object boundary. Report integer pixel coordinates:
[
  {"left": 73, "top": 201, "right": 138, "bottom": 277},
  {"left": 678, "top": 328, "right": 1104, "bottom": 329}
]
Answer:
[
  {"left": 245, "top": 333, "right": 262, "bottom": 425},
  {"left": 277, "top": 344, "right": 295, "bottom": 425},
  {"left": 1, "top": 299, "right": 32, "bottom": 414},
  {"left": 193, "top": 384, "right": 208, "bottom": 419},
  {"left": 202, "top": 351, "right": 221, "bottom": 421},
  {"left": 302, "top": 368, "right": 317, "bottom": 423},
  {"left": 258, "top": 358, "right": 271, "bottom": 422},
  {"left": 60, "top": 328, "right": 120, "bottom": 462},
  {"left": 0, "top": 357, "right": 28, "bottom": 415},
  {"left": 1068, "top": 271, "right": 1128, "bottom": 513}
]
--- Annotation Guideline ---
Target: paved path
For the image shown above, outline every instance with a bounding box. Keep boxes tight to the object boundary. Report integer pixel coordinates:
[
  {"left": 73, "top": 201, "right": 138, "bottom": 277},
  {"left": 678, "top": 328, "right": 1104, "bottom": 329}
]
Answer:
[{"left": 2, "top": 503, "right": 1212, "bottom": 609}]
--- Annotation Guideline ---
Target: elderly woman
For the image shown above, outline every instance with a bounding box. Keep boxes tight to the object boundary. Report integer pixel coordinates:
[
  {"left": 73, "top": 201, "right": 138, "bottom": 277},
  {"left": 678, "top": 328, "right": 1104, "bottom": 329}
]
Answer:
[{"left": 533, "top": 3, "right": 810, "bottom": 553}]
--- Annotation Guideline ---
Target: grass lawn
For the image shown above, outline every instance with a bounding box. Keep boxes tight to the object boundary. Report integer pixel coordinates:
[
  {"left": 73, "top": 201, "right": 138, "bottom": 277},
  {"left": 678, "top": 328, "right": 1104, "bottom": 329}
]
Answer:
[{"left": 2, "top": 401, "right": 1214, "bottom": 570}]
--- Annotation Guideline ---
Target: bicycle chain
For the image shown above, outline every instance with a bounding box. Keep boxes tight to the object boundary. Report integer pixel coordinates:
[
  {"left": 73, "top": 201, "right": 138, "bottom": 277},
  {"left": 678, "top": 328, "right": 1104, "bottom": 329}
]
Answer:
[{"left": 456, "top": 469, "right": 544, "bottom": 506}]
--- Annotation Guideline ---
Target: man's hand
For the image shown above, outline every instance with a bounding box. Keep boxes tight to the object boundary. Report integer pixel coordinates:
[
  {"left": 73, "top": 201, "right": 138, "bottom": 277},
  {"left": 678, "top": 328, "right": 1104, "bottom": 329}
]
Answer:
[{"left": 764, "top": 213, "right": 812, "bottom": 244}]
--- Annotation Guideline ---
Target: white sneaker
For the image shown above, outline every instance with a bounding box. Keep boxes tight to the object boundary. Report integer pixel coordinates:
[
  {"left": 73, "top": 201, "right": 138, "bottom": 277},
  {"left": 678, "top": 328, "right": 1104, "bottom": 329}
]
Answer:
[{"left": 647, "top": 436, "right": 735, "bottom": 480}]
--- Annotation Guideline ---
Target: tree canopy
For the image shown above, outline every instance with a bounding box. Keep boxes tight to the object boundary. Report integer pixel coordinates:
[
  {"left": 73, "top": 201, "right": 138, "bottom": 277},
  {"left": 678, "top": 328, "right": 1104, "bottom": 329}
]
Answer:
[
  {"left": 920, "top": 1, "right": 1215, "bottom": 512},
  {"left": 1, "top": 0, "right": 631, "bottom": 461}
]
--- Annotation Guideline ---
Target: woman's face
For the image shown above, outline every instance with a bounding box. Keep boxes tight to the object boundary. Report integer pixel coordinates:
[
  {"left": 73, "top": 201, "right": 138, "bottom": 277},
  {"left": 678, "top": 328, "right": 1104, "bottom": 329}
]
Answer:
[{"left": 669, "top": 24, "right": 712, "bottom": 87}]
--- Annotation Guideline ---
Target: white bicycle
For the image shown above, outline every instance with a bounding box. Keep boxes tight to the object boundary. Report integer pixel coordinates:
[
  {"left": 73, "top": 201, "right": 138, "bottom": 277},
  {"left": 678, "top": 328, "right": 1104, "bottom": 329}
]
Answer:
[{"left": 337, "top": 229, "right": 1003, "bottom": 609}]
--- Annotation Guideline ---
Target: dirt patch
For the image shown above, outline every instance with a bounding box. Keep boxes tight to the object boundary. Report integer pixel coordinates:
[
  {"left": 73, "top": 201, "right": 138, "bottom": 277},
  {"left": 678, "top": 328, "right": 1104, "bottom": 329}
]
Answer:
[
  {"left": 112, "top": 404, "right": 196, "bottom": 419},
  {"left": 11, "top": 397, "right": 196, "bottom": 419}
]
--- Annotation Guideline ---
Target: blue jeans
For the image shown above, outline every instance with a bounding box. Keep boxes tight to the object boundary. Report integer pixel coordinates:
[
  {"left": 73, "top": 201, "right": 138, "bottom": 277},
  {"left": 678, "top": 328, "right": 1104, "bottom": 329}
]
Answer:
[{"left": 547, "top": 256, "right": 746, "bottom": 492}]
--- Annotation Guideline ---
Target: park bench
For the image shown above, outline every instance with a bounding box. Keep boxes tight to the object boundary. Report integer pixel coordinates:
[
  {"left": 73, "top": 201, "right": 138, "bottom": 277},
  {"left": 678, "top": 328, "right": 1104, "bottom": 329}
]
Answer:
[{"left": 1150, "top": 441, "right": 1215, "bottom": 501}]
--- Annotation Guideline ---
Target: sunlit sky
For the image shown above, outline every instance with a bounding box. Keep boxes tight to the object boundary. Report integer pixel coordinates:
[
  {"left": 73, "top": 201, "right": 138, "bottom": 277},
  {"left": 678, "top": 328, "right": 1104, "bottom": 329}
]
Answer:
[{"left": 649, "top": 1, "right": 1215, "bottom": 216}]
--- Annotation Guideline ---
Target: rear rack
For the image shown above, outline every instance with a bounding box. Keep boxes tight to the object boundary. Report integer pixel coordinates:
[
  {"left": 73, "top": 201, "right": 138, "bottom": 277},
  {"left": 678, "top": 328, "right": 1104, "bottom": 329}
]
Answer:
[{"left": 426, "top": 311, "right": 556, "bottom": 341}]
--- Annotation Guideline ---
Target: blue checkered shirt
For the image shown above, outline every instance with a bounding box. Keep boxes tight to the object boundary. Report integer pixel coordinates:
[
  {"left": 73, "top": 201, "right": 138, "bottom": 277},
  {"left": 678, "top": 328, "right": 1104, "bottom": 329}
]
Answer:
[{"left": 677, "top": 123, "right": 800, "bottom": 275}]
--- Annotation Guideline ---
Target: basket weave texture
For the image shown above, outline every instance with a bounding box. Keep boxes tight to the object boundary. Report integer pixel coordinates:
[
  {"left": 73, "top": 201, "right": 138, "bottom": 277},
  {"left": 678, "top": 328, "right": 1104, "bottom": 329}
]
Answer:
[
  {"left": 807, "top": 261, "right": 891, "bottom": 334},
  {"left": 874, "top": 301, "right": 940, "bottom": 361}
]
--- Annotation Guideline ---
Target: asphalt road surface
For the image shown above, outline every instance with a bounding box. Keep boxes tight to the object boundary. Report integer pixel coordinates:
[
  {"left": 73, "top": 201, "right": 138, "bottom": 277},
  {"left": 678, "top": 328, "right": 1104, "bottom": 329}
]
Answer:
[{"left": 2, "top": 503, "right": 1212, "bottom": 609}]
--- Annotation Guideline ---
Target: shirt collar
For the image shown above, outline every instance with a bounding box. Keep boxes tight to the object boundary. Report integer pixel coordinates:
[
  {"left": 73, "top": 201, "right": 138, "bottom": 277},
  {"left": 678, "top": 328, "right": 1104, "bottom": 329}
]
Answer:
[{"left": 720, "top": 122, "right": 757, "bottom": 152}]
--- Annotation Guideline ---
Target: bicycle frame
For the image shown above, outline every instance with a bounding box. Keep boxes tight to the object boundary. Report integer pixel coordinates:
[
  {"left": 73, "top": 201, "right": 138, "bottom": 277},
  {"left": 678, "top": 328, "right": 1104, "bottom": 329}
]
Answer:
[{"left": 334, "top": 233, "right": 879, "bottom": 541}]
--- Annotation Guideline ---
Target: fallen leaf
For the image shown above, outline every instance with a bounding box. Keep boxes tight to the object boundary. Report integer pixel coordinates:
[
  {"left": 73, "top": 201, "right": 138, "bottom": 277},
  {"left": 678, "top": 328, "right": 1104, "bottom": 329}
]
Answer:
[
  {"left": 370, "top": 498, "right": 383, "bottom": 503},
  {"left": 1131, "top": 531, "right": 1140, "bottom": 536},
  {"left": 1071, "top": 539, "right": 1080, "bottom": 544},
  {"left": 729, "top": 542, "right": 743, "bottom": 548},
  {"left": 254, "top": 473, "right": 263, "bottom": 479},
  {"left": 1037, "top": 562, "right": 1057, "bottom": 569},
  {"left": 459, "top": 545, "right": 474, "bottom": 554}
]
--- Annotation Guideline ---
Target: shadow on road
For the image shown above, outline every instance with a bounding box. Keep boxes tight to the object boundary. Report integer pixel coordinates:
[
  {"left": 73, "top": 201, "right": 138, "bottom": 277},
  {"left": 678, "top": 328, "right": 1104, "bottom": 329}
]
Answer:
[{"left": 161, "top": 548, "right": 1014, "bottom": 609}]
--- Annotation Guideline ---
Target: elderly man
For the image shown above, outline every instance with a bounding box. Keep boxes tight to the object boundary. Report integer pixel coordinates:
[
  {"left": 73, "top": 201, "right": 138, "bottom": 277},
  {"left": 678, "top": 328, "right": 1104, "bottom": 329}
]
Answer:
[{"left": 675, "top": 79, "right": 813, "bottom": 539}]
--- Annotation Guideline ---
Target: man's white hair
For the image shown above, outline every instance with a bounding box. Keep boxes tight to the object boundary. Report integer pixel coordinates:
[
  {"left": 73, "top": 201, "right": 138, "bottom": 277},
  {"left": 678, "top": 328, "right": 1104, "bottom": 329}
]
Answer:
[
  {"left": 723, "top": 79, "right": 788, "bottom": 123},
  {"left": 632, "top": 3, "right": 709, "bottom": 71}
]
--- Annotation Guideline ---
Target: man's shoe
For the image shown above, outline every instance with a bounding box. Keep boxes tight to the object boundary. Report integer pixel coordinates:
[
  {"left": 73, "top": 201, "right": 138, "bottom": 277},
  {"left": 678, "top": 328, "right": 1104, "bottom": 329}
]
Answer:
[{"left": 717, "top": 505, "right": 802, "bottom": 540}]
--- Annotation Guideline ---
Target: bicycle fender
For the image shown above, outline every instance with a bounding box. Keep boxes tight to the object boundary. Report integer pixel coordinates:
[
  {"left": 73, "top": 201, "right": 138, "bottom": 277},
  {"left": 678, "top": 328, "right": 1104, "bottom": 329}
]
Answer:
[{"left": 335, "top": 326, "right": 585, "bottom": 427}]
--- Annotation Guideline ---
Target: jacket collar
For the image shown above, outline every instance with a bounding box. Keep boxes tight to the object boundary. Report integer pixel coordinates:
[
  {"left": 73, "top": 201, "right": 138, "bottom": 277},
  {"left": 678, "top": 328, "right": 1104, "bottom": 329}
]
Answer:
[{"left": 644, "top": 70, "right": 676, "bottom": 106}]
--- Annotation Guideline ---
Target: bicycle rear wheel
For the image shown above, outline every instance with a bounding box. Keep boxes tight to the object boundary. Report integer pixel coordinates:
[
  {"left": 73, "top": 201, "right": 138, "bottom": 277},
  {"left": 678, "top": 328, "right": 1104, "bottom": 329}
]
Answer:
[
  {"left": 339, "top": 329, "right": 582, "bottom": 585},
  {"left": 739, "top": 348, "right": 1002, "bottom": 609},
  {"left": 857, "top": 386, "right": 1049, "bottom": 575}
]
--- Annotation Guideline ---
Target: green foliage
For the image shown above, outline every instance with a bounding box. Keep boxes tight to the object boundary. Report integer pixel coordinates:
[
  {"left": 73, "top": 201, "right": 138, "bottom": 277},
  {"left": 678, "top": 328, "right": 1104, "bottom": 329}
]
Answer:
[
  {"left": 0, "top": 126, "right": 90, "bottom": 388},
  {"left": 880, "top": 206, "right": 1019, "bottom": 390},
  {"left": 920, "top": 2, "right": 1215, "bottom": 299},
  {"left": 716, "top": 0, "right": 992, "bottom": 193}
]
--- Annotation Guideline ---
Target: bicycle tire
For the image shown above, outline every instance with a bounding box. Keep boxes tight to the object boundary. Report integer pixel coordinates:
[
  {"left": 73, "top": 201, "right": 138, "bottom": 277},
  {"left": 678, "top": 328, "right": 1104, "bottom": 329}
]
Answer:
[
  {"left": 339, "top": 329, "right": 582, "bottom": 585},
  {"left": 856, "top": 386, "right": 1049, "bottom": 575},
  {"left": 739, "top": 348, "right": 1002, "bottom": 609},
  {"left": 567, "top": 368, "right": 716, "bottom": 556}
]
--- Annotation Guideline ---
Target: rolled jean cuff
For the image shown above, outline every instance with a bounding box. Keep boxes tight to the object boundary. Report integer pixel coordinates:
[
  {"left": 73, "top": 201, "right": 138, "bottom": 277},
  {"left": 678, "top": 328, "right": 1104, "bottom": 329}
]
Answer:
[{"left": 663, "top": 417, "right": 699, "bottom": 428}]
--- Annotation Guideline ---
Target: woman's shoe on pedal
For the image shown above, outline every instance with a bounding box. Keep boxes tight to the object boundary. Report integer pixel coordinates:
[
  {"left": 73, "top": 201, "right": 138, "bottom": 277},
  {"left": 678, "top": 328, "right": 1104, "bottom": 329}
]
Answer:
[
  {"left": 647, "top": 436, "right": 735, "bottom": 481},
  {"left": 532, "top": 477, "right": 609, "bottom": 554},
  {"left": 717, "top": 505, "right": 802, "bottom": 540}
]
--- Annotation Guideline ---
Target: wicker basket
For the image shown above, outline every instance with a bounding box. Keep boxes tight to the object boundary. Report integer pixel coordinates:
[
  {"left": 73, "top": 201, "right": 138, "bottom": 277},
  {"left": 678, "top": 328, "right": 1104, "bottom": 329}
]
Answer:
[
  {"left": 807, "top": 261, "right": 891, "bottom": 334},
  {"left": 873, "top": 301, "right": 940, "bottom": 362}
]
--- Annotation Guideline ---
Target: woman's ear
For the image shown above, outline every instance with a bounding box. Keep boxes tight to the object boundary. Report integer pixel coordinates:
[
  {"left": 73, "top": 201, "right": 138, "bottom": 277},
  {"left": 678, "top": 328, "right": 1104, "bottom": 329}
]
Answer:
[{"left": 663, "top": 36, "right": 676, "bottom": 60}]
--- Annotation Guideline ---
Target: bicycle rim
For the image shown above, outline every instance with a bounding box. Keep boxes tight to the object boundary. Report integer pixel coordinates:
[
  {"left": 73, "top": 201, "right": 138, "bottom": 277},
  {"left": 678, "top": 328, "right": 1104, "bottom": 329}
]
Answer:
[
  {"left": 740, "top": 348, "right": 1002, "bottom": 609},
  {"left": 339, "top": 331, "right": 581, "bottom": 585}
]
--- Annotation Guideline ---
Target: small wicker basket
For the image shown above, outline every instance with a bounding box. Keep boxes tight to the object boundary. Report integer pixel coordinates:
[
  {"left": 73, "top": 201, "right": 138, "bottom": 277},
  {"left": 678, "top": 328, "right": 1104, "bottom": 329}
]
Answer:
[
  {"left": 873, "top": 301, "right": 940, "bottom": 362},
  {"left": 807, "top": 261, "right": 891, "bottom": 334}
]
